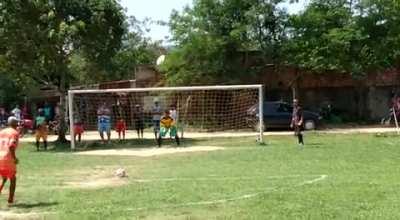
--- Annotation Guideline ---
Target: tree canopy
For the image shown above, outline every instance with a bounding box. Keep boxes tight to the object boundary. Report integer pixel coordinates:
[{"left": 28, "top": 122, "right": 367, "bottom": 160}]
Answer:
[
  {"left": 162, "top": 0, "right": 400, "bottom": 85},
  {"left": 1, "top": 0, "right": 126, "bottom": 141}
]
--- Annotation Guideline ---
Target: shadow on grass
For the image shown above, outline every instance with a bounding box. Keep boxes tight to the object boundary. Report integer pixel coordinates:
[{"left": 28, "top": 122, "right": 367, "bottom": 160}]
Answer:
[
  {"left": 49, "top": 138, "right": 203, "bottom": 153},
  {"left": 12, "top": 202, "right": 58, "bottom": 209}
]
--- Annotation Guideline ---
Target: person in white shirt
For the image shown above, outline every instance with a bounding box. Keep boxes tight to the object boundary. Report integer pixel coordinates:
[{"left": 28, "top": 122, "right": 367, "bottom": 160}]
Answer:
[
  {"left": 152, "top": 100, "right": 162, "bottom": 139},
  {"left": 169, "top": 104, "right": 177, "bottom": 122},
  {"left": 11, "top": 105, "right": 21, "bottom": 121}
]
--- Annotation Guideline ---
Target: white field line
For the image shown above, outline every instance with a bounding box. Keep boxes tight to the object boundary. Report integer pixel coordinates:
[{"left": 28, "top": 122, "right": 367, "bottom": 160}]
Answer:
[
  {"left": 152, "top": 175, "right": 328, "bottom": 209},
  {"left": 67, "top": 174, "right": 328, "bottom": 214},
  {"left": 131, "top": 175, "right": 305, "bottom": 183}
]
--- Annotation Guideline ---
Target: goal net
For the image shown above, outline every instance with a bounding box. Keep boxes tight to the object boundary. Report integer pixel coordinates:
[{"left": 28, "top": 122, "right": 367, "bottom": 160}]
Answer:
[{"left": 68, "top": 85, "right": 264, "bottom": 149}]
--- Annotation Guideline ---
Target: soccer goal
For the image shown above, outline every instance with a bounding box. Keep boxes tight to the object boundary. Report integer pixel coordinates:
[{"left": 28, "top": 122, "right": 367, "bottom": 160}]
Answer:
[{"left": 68, "top": 85, "right": 264, "bottom": 149}]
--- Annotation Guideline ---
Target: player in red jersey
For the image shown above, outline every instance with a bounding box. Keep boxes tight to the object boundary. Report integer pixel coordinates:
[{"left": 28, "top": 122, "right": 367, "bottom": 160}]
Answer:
[
  {"left": 0, "top": 117, "right": 20, "bottom": 205},
  {"left": 115, "top": 118, "right": 127, "bottom": 141}
]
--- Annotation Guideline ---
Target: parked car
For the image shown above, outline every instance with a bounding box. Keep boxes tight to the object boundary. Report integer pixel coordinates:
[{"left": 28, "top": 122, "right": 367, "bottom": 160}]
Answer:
[{"left": 246, "top": 101, "right": 322, "bottom": 130}]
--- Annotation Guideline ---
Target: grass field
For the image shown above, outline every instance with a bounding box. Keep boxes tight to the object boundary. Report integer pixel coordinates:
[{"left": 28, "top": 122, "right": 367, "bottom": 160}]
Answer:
[{"left": 2, "top": 133, "right": 400, "bottom": 219}]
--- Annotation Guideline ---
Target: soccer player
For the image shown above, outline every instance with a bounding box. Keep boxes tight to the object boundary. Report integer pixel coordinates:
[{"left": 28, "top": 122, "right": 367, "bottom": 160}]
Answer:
[
  {"left": 152, "top": 99, "right": 162, "bottom": 140},
  {"left": 134, "top": 104, "right": 144, "bottom": 139},
  {"left": 11, "top": 105, "right": 21, "bottom": 121},
  {"left": 43, "top": 102, "right": 52, "bottom": 121},
  {"left": 73, "top": 120, "right": 84, "bottom": 143},
  {"left": 115, "top": 118, "right": 127, "bottom": 141},
  {"left": 170, "top": 104, "right": 177, "bottom": 121},
  {"left": 157, "top": 110, "right": 180, "bottom": 147},
  {"left": 34, "top": 109, "right": 48, "bottom": 151},
  {"left": 97, "top": 103, "right": 111, "bottom": 144},
  {"left": 291, "top": 99, "right": 304, "bottom": 146},
  {"left": 0, "top": 116, "right": 20, "bottom": 205}
]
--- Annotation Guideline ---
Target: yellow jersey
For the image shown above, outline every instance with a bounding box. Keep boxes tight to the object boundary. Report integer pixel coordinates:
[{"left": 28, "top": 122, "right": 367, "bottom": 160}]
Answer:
[{"left": 160, "top": 116, "right": 174, "bottom": 128}]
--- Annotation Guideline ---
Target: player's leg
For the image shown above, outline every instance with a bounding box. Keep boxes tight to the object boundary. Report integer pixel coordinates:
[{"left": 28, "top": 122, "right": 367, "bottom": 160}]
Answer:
[
  {"left": 295, "top": 126, "right": 304, "bottom": 145},
  {"left": 35, "top": 130, "right": 40, "bottom": 151},
  {"left": 8, "top": 177, "right": 16, "bottom": 204},
  {"left": 171, "top": 126, "right": 180, "bottom": 146},
  {"left": 158, "top": 127, "right": 168, "bottom": 147},
  {"left": 153, "top": 120, "right": 160, "bottom": 140},
  {"left": 98, "top": 123, "right": 105, "bottom": 143},
  {"left": 78, "top": 133, "right": 81, "bottom": 143},
  {"left": 106, "top": 123, "right": 111, "bottom": 143},
  {"left": 0, "top": 177, "right": 7, "bottom": 193},
  {"left": 299, "top": 132, "right": 304, "bottom": 145},
  {"left": 122, "top": 129, "right": 125, "bottom": 140},
  {"left": 118, "top": 131, "right": 121, "bottom": 140},
  {"left": 140, "top": 122, "right": 144, "bottom": 139},
  {"left": 43, "top": 131, "right": 48, "bottom": 150}
]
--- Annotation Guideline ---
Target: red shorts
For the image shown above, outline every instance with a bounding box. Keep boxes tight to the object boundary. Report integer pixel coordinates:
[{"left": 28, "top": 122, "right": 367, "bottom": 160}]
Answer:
[
  {"left": 116, "top": 125, "right": 126, "bottom": 133},
  {"left": 0, "top": 169, "right": 16, "bottom": 179},
  {"left": 74, "top": 125, "right": 84, "bottom": 135}
]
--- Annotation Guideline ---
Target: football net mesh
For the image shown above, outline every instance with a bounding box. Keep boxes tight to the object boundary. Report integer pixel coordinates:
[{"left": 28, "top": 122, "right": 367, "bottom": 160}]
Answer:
[{"left": 68, "top": 85, "right": 263, "bottom": 148}]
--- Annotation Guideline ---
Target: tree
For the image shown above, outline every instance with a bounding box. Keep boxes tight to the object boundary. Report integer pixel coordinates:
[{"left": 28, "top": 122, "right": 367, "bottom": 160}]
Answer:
[
  {"left": 162, "top": 0, "right": 288, "bottom": 86},
  {"left": 67, "top": 16, "right": 161, "bottom": 85},
  {"left": 283, "top": 0, "right": 400, "bottom": 115},
  {"left": 0, "top": 0, "right": 126, "bottom": 142}
]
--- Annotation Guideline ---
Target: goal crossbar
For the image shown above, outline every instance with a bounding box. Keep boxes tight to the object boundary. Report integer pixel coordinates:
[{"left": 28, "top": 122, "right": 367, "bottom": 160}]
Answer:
[{"left": 69, "top": 84, "right": 263, "bottom": 94}]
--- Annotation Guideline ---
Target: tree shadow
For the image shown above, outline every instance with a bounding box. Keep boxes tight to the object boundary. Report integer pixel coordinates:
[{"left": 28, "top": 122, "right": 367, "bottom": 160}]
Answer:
[
  {"left": 49, "top": 138, "right": 203, "bottom": 153},
  {"left": 11, "top": 202, "right": 58, "bottom": 209}
]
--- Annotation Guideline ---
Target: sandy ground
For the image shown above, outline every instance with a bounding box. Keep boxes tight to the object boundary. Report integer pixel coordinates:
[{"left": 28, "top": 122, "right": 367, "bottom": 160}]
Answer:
[
  {"left": 20, "top": 127, "right": 399, "bottom": 143},
  {"left": 0, "top": 211, "right": 54, "bottom": 220},
  {"left": 75, "top": 146, "right": 225, "bottom": 157},
  {"left": 64, "top": 177, "right": 128, "bottom": 189}
]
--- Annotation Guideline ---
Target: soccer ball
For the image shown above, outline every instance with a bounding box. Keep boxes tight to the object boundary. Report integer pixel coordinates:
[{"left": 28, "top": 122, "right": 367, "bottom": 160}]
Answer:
[{"left": 115, "top": 168, "right": 127, "bottom": 178}]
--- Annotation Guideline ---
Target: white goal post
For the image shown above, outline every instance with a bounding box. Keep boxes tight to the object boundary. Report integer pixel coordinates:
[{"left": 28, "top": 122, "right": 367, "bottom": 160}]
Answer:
[{"left": 68, "top": 85, "right": 264, "bottom": 150}]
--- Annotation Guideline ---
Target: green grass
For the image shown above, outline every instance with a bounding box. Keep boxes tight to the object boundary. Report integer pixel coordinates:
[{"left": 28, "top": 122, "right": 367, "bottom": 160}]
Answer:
[{"left": 3, "top": 133, "right": 400, "bottom": 219}]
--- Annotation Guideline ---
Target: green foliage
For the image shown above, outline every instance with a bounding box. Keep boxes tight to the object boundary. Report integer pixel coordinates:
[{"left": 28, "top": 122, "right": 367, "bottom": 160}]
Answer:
[
  {"left": 0, "top": 0, "right": 126, "bottom": 87},
  {"left": 0, "top": 0, "right": 126, "bottom": 140},
  {"left": 162, "top": 0, "right": 288, "bottom": 86},
  {"left": 163, "top": 0, "right": 400, "bottom": 84},
  {"left": 284, "top": 0, "right": 400, "bottom": 75},
  {"left": 68, "top": 16, "right": 161, "bottom": 85}
]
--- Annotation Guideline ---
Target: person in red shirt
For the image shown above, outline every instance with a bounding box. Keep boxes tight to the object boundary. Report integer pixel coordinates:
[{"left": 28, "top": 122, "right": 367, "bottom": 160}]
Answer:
[
  {"left": 73, "top": 120, "right": 84, "bottom": 143},
  {"left": 115, "top": 118, "right": 127, "bottom": 141},
  {"left": 0, "top": 116, "right": 20, "bottom": 205}
]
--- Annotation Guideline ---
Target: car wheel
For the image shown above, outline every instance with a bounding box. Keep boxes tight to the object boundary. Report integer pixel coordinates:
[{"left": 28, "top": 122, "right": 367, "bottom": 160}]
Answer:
[{"left": 304, "top": 120, "right": 316, "bottom": 130}]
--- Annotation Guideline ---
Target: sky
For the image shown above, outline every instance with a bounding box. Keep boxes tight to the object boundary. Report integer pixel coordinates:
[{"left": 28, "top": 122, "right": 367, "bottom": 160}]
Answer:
[{"left": 120, "top": 0, "right": 308, "bottom": 42}]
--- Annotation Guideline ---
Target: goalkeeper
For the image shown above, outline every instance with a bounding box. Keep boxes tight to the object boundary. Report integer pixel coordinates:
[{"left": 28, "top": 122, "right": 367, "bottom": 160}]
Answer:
[{"left": 157, "top": 110, "right": 180, "bottom": 147}]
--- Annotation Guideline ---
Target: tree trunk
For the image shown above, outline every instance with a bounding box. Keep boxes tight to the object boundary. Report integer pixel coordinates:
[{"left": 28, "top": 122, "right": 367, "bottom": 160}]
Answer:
[
  {"left": 291, "top": 68, "right": 300, "bottom": 100},
  {"left": 57, "top": 71, "right": 68, "bottom": 143}
]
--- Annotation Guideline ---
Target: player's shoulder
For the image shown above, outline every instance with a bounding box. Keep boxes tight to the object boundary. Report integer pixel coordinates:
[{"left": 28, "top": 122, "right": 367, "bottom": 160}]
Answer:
[{"left": 1, "top": 128, "right": 18, "bottom": 136}]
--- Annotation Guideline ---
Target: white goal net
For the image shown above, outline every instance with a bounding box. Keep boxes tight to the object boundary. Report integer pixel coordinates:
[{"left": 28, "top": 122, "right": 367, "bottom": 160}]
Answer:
[{"left": 68, "top": 85, "right": 264, "bottom": 149}]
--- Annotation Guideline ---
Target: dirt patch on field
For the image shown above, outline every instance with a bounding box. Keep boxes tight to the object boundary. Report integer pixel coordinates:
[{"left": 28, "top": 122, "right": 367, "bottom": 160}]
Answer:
[
  {"left": 0, "top": 211, "right": 53, "bottom": 220},
  {"left": 64, "top": 177, "right": 128, "bottom": 189},
  {"left": 75, "top": 146, "right": 225, "bottom": 157}
]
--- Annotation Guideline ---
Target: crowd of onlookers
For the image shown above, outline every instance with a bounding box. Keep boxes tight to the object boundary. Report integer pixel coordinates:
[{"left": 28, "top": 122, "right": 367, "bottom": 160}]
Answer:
[
  {"left": 72, "top": 99, "right": 179, "bottom": 147},
  {"left": 0, "top": 102, "right": 60, "bottom": 133}
]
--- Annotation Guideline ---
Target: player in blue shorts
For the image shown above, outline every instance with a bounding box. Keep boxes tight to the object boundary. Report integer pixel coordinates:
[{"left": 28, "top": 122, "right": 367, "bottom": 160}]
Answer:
[{"left": 97, "top": 103, "right": 111, "bottom": 143}]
